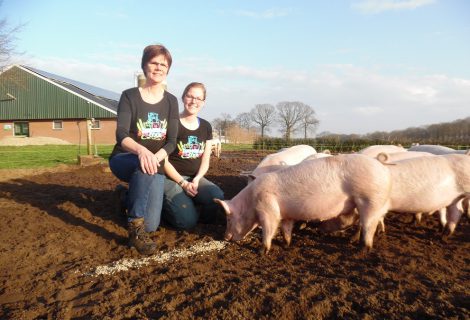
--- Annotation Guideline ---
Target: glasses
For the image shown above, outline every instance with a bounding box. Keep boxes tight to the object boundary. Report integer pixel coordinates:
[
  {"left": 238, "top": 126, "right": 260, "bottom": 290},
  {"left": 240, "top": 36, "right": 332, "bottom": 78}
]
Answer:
[{"left": 184, "top": 94, "right": 205, "bottom": 103}]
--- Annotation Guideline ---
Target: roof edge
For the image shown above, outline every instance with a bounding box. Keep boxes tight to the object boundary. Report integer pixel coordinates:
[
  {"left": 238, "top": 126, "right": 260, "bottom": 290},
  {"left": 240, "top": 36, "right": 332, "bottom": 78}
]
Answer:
[{"left": 17, "top": 65, "right": 117, "bottom": 116}]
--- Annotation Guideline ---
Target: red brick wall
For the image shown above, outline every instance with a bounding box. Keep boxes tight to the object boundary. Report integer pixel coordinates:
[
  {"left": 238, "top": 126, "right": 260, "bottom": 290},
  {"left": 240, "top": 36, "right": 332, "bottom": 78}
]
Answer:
[{"left": 0, "top": 119, "right": 117, "bottom": 144}]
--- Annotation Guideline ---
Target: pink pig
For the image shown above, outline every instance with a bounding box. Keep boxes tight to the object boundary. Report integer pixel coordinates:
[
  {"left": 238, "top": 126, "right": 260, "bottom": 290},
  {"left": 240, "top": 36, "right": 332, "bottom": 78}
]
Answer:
[
  {"left": 321, "top": 153, "right": 470, "bottom": 237},
  {"left": 215, "top": 154, "right": 391, "bottom": 253},
  {"left": 248, "top": 145, "right": 317, "bottom": 182},
  {"left": 382, "top": 154, "right": 470, "bottom": 236}
]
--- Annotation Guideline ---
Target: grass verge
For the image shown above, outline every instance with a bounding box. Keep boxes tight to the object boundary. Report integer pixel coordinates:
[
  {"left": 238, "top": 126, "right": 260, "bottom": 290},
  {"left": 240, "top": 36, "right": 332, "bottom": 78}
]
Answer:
[{"left": 0, "top": 145, "right": 115, "bottom": 169}]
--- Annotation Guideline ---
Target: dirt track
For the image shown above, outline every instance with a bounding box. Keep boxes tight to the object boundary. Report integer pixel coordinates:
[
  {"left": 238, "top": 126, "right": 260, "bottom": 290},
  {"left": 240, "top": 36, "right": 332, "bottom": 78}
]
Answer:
[{"left": 0, "top": 151, "right": 469, "bottom": 319}]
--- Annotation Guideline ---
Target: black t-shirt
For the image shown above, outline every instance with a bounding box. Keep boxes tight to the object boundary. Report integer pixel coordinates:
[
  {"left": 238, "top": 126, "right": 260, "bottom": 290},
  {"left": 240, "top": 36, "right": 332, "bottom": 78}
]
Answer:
[
  {"left": 168, "top": 118, "right": 213, "bottom": 177},
  {"left": 110, "top": 87, "right": 179, "bottom": 174}
]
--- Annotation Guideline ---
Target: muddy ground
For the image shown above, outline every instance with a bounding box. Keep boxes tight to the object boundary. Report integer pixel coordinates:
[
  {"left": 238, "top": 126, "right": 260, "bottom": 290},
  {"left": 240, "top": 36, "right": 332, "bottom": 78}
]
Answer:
[{"left": 0, "top": 151, "right": 468, "bottom": 319}]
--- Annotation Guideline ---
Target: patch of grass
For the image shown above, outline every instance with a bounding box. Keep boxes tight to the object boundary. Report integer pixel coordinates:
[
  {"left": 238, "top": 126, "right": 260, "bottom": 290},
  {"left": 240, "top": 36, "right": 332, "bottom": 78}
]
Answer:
[
  {"left": 220, "top": 143, "right": 254, "bottom": 151},
  {"left": 0, "top": 145, "right": 115, "bottom": 169},
  {"left": 0, "top": 143, "right": 259, "bottom": 169}
]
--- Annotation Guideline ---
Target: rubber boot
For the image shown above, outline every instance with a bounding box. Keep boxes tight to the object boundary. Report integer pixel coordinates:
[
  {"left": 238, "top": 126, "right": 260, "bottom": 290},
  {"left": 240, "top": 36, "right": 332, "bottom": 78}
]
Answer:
[{"left": 128, "top": 218, "right": 156, "bottom": 255}]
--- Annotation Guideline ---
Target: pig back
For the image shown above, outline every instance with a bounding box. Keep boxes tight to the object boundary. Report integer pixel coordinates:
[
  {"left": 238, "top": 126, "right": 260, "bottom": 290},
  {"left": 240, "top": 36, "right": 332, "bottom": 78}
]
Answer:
[
  {"left": 358, "top": 145, "right": 406, "bottom": 157},
  {"left": 251, "top": 145, "right": 317, "bottom": 177}
]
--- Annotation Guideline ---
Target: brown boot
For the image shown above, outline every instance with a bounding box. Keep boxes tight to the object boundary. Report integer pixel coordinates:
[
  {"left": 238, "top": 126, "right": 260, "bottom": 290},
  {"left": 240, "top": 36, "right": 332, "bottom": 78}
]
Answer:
[{"left": 128, "top": 218, "right": 156, "bottom": 255}]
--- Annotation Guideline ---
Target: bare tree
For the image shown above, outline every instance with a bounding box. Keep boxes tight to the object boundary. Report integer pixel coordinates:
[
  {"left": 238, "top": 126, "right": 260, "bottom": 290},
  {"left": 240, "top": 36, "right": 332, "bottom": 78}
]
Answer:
[
  {"left": 0, "top": 4, "right": 24, "bottom": 71},
  {"left": 235, "top": 112, "right": 252, "bottom": 131},
  {"left": 276, "top": 101, "right": 306, "bottom": 141},
  {"left": 250, "top": 104, "right": 275, "bottom": 139},
  {"left": 212, "top": 113, "right": 234, "bottom": 143},
  {"left": 299, "top": 104, "right": 320, "bottom": 139}
]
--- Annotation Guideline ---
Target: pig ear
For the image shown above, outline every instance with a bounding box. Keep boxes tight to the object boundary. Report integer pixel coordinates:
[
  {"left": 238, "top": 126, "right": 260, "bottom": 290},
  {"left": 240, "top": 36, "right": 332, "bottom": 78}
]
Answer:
[
  {"left": 248, "top": 174, "right": 256, "bottom": 181},
  {"left": 214, "top": 198, "right": 231, "bottom": 215}
]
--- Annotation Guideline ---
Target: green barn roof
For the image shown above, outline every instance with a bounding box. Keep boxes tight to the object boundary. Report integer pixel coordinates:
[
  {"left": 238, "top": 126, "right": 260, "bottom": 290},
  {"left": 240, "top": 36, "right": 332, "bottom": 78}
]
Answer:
[{"left": 0, "top": 65, "right": 119, "bottom": 120}]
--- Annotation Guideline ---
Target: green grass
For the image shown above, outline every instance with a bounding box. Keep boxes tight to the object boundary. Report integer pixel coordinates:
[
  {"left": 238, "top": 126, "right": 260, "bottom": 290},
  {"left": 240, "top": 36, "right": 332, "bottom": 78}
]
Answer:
[
  {"left": 0, "top": 143, "right": 257, "bottom": 169},
  {"left": 219, "top": 143, "right": 254, "bottom": 151},
  {"left": 0, "top": 145, "right": 115, "bottom": 169}
]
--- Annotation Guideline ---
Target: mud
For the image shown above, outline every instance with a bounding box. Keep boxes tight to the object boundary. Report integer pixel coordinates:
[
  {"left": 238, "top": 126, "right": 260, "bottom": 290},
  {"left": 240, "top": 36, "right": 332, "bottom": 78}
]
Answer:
[{"left": 0, "top": 151, "right": 468, "bottom": 319}]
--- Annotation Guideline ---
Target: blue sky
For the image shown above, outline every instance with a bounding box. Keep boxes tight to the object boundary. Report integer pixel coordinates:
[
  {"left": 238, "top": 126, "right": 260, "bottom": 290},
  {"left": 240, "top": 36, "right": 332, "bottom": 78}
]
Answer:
[{"left": 3, "top": 0, "right": 470, "bottom": 135}]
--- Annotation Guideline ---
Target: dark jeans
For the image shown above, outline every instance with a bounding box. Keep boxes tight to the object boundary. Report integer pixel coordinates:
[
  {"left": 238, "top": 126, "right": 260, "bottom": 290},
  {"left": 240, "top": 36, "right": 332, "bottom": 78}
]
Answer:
[
  {"left": 162, "top": 176, "right": 224, "bottom": 230},
  {"left": 109, "top": 152, "right": 164, "bottom": 232}
]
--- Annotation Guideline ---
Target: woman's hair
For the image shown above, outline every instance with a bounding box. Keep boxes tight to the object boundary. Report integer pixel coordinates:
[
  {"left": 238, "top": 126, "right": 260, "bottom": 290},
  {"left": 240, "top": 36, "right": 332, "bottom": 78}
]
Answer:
[
  {"left": 141, "top": 44, "right": 173, "bottom": 75},
  {"left": 182, "top": 82, "right": 206, "bottom": 101}
]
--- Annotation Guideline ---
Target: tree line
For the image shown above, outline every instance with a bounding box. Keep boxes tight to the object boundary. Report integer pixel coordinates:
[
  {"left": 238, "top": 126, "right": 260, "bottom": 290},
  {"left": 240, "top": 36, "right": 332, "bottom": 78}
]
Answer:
[
  {"left": 327, "top": 116, "right": 470, "bottom": 145},
  {"left": 212, "top": 101, "right": 469, "bottom": 148},
  {"left": 212, "top": 101, "right": 320, "bottom": 143}
]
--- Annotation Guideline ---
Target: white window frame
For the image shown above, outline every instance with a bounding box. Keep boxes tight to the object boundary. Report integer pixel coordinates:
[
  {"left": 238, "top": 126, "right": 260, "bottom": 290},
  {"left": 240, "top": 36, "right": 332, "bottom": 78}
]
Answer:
[
  {"left": 91, "top": 119, "right": 101, "bottom": 130},
  {"left": 52, "top": 120, "right": 63, "bottom": 130}
]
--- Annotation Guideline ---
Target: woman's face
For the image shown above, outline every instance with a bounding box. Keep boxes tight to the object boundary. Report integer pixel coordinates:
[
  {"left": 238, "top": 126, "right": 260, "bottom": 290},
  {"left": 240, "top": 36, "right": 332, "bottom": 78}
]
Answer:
[
  {"left": 145, "top": 54, "right": 169, "bottom": 84},
  {"left": 183, "top": 87, "right": 205, "bottom": 116}
]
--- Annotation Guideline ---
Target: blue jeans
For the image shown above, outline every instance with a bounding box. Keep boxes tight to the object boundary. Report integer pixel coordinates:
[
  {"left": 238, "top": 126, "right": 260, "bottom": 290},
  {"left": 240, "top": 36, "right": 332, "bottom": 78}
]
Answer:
[
  {"left": 109, "top": 152, "right": 164, "bottom": 232},
  {"left": 162, "top": 176, "right": 224, "bottom": 230}
]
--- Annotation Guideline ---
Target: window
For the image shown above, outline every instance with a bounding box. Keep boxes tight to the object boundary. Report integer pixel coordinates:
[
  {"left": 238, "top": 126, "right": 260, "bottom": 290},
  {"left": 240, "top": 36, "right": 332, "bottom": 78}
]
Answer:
[
  {"left": 14, "top": 122, "right": 29, "bottom": 136},
  {"left": 91, "top": 119, "right": 101, "bottom": 130},
  {"left": 52, "top": 120, "right": 63, "bottom": 130}
]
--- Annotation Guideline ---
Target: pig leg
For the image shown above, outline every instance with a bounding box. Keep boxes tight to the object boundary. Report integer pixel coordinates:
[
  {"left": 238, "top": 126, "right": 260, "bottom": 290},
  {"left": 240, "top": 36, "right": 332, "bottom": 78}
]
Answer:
[
  {"left": 361, "top": 218, "right": 381, "bottom": 250},
  {"left": 280, "top": 219, "right": 294, "bottom": 246},
  {"left": 352, "top": 214, "right": 385, "bottom": 243},
  {"left": 437, "top": 208, "right": 447, "bottom": 230},
  {"left": 358, "top": 203, "right": 387, "bottom": 250},
  {"left": 259, "top": 216, "right": 280, "bottom": 254},
  {"left": 443, "top": 204, "right": 462, "bottom": 238},
  {"left": 414, "top": 212, "right": 423, "bottom": 225},
  {"left": 377, "top": 217, "right": 385, "bottom": 234},
  {"left": 256, "top": 194, "right": 281, "bottom": 253}
]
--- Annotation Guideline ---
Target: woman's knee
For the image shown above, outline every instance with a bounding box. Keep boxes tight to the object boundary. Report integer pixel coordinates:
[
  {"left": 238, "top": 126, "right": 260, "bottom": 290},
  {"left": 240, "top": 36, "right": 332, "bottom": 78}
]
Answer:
[
  {"left": 165, "top": 208, "right": 198, "bottom": 230},
  {"left": 163, "top": 195, "right": 198, "bottom": 230}
]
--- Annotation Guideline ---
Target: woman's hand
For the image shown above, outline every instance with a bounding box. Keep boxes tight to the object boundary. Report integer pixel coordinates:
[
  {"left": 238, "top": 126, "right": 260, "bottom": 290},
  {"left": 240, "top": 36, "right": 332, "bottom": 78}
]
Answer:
[
  {"left": 137, "top": 147, "right": 160, "bottom": 175},
  {"left": 182, "top": 180, "right": 198, "bottom": 197}
]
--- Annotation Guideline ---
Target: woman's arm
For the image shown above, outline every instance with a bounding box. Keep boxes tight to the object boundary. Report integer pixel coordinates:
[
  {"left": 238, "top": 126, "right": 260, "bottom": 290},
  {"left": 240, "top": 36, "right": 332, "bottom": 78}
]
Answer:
[
  {"left": 163, "top": 158, "right": 195, "bottom": 196},
  {"left": 161, "top": 94, "right": 179, "bottom": 156},
  {"left": 188, "top": 141, "right": 213, "bottom": 193},
  {"left": 116, "top": 90, "right": 160, "bottom": 175}
]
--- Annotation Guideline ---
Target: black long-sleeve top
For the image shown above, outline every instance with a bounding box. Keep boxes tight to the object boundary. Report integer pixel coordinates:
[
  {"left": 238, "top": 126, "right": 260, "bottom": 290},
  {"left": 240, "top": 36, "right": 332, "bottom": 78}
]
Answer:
[{"left": 110, "top": 87, "right": 179, "bottom": 174}]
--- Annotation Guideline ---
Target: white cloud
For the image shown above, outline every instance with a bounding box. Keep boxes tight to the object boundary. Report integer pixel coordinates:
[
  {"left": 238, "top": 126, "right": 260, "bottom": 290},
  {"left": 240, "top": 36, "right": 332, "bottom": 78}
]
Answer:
[
  {"left": 406, "top": 85, "right": 437, "bottom": 103},
  {"left": 15, "top": 55, "right": 470, "bottom": 135},
  {"left": 352, "top": 0, "right": 436, "bottom": 14},
  {"left": 24, "top": 56, "right": 135, "bottom": 93}
]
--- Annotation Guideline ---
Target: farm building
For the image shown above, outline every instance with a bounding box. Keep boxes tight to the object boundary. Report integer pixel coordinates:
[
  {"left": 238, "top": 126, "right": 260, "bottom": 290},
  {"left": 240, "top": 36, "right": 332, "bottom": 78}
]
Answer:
[{"left": 0, "top": 65, "right": 119, "bottom": 144}]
